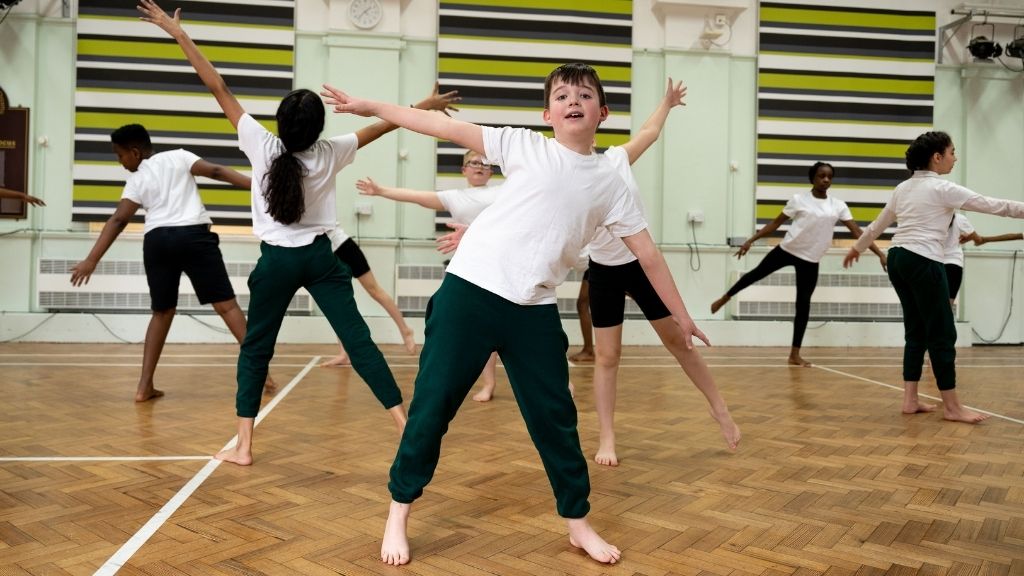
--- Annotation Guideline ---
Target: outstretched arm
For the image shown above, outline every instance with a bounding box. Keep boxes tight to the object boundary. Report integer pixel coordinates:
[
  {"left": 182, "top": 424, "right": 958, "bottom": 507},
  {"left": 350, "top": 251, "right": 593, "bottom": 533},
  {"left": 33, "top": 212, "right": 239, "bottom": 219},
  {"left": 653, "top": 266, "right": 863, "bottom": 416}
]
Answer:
[
  {"left": 191, "top": 159, "right": 251, "bottom": 189},
  {"left": 354, "top": 82, "right": 461, "bottom": 149},
  {"left": 137, "top": 0, "right": 245, "bottom": 127},
  {"left": 621, "top": 229, "right": 710, "bottom": 349},
  {"left": 621, "top": 78, "right": 686, "bottom": 165},
  {"left": 842, "top": 219, "right": 887, "bottom": 270},
  {"left": 0, "top": 186, "right": 45, "bottom": 206},
  {"left": 70, "top": 199, "right": 141, "bottom": 286},
  {"left": 356, "top": 177, "right": 444, "bottom": 210},
  {"left": 971, "top": 232, "right": 1023, "bottom": 246},
  {"left": 735, "top": 212, "right": 789, "bottom": 258},
  {"left": 322, "top": 85, "right": 484, "bottom": 155}
]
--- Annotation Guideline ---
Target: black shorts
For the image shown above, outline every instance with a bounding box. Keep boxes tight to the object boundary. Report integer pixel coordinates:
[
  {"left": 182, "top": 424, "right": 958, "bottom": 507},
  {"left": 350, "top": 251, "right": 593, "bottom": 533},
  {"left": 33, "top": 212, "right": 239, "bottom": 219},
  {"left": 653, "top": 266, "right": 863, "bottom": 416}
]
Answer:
[
  {"left": 587, "top": 258, "right": 671, "bottom": 328},
  {"left": 945, "top": 263, "right": 963, "bottom": 298},
  {"left": 333, "top": 238, "right": 371, "bottom": 278},
  {"left": 143, "top": 224, "right": 235, "bottom": 311}
]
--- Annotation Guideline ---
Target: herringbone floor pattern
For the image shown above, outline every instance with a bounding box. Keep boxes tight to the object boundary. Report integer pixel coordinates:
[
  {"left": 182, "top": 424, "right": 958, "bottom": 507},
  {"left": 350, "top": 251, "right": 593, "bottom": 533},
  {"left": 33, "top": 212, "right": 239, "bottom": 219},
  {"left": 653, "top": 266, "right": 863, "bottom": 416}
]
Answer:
[{"left": 1, "top": 343, "right": 1022, "bottom": 575}]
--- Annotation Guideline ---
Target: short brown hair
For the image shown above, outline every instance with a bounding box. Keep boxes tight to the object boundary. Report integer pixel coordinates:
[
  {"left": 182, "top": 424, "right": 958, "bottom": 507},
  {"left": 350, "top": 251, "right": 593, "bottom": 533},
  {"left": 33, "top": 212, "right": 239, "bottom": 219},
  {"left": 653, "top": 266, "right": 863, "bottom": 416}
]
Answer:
[{"left": 543, "top": 63, "right": 607, "bottom": 110}]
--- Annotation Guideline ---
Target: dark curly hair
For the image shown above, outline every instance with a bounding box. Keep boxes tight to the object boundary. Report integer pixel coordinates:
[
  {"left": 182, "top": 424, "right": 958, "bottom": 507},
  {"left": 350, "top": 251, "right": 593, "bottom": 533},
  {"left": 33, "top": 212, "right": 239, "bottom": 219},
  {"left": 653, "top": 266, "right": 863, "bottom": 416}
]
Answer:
[{"left": 905, "top": 131, "right": 952, "bottom": 171}]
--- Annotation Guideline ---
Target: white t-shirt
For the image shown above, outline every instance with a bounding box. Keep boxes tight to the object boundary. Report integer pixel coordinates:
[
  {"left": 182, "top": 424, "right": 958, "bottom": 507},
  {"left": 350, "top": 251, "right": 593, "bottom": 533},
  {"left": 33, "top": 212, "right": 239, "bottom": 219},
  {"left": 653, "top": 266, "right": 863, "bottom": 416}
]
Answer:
[
  {"left": 121, "top": 149, "right": 211, "bottom": 234},
  {"left": 778, "top": 192, "right": 853, "bottom": 263},
  {"left": 237, "top": 113, "right": 358, "bottom": 247},
  {"left": 446, "top": 127, "right": 647, "bottom": 305},
  {"left": 437, "top": 186, "right": 500, "bottom": 225},
  {"left": 327, "top": 228, "right": 351, "bottom": 251},
  {"left": 943, "top": 213, "right": 975, "bottom": 267},
  {"left": 854, "top": 171, "right": 1024, "bottom": 262},
  {"left": 587, "top": 146, "right": 643, "bottom": 266}
]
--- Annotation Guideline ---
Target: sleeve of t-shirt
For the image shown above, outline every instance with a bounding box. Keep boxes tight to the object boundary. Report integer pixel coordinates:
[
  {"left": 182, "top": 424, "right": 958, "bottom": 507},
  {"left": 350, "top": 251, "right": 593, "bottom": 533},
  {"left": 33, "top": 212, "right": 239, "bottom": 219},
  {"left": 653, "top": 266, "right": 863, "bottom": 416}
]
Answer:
[
  {"left": 603, "top": 146, "right": 639, "bottom": 195},
  {"left": 602, "top": 182, "right": 648, "bottom": 238},
  {"left": 175, "top": 149, "right": 202, "bottom": 172},
  {"left": 237, "top": 113, "right": 269, "bottom": 161},
  {"left": 482, "top": 125, "right": 532, "bottom": 176},
  {"left": 782, "top": 194, "right": 800, "bottom": 218},
  {"left": 437, "top": 188, "right": 495, "bottom": 225},
  {"left": 939, "top": 180, "right": 977, "bottom": 208},
  {"left": 955, "top": 213, "right": 975, "bottom": 235},
  {"left": 836, "top": 198, "right": 854, "bottom": 222},
  {"left": 120, "top": 174, "right": 145, "bottom": 205},
  {"left": 327, "top": 133, "right": 359, "bottom": 175}
]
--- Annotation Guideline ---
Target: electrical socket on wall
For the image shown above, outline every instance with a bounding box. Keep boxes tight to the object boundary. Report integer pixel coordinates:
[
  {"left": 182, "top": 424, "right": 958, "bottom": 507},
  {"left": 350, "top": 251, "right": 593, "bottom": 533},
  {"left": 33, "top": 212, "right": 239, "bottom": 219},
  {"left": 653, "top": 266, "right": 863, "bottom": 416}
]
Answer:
[
  {"left": 354, "top": 203, "right": 373, "bottom": 216},
  {"left": 687, "top": 209, "right": 705, "bottom": 224}
]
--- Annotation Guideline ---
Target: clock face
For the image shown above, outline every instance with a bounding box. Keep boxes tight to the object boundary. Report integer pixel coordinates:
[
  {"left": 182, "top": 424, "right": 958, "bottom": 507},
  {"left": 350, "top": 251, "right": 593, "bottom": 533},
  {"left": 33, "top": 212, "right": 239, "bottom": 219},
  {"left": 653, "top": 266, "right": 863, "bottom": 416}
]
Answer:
[{"left": 349, "top": 0, "right": 383, "bottom": 30}]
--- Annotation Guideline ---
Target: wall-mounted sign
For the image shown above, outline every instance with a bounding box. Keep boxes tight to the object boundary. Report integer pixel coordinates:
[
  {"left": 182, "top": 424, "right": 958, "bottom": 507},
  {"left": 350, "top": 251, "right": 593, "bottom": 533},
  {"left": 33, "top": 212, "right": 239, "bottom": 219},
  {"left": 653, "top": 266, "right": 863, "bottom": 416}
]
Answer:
[{"left": 0, "top": 86, "right": 30, "bottom": 220}]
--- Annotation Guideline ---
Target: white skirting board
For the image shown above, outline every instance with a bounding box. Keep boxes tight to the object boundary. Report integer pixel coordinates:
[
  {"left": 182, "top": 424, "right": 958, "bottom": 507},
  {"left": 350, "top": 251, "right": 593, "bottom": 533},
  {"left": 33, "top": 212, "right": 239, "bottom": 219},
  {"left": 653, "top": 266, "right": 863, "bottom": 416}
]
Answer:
[{"left": 0, "top": 312, "right": 975, "bottom": 348}]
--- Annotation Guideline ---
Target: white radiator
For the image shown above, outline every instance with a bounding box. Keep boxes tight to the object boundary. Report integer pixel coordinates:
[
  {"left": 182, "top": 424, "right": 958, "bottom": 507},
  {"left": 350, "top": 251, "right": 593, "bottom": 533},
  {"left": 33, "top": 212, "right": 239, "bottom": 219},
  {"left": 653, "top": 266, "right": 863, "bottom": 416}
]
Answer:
[
  {"left": 730, "top": 270, "right": 902, "bottom": 320},
  {"left": 36, "top": 259, "right": 313, "bottom": 313}
]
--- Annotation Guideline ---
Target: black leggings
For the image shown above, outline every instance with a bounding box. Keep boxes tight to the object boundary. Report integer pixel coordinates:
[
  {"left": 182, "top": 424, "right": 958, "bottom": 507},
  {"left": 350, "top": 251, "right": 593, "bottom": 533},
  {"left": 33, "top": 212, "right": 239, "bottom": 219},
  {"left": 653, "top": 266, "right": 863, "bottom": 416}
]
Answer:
[{"left": 727, "top": 245, "right": 819, "bottom": 348}]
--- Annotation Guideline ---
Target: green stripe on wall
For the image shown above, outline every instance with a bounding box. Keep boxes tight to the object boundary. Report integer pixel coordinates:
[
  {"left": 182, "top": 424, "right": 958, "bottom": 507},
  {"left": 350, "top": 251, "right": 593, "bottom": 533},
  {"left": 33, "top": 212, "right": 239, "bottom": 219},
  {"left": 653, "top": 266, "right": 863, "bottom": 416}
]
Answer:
[
  {"left": 74, "top": 184, "right": 252, "bottom": 207},
  {"left": 77, "top": 39, "right": 292, "bottom": 67},
  {"left": 756, "top": 203, "right": 884, "bottom": 221},
  {"left": 760, "top": 6, "right": 934, "bottom": 31},
  {"left": 76, "top": 111, "right": 272, "bottom": 135},
  {"left": 441, "top": 0, "right": 632, "bottom": 15},
  {"left": 759, "top": 73, "right": 933, "bottom": 95},
  {"left": 758, "top": 138, "right": 908, "bottom": 158}
]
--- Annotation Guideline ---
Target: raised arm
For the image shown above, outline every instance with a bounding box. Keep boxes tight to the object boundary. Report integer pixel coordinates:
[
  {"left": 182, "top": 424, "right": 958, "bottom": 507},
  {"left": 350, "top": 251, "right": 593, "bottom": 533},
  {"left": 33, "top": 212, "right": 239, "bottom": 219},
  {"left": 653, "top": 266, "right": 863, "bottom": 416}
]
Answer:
[
  {"left": 0, "top": 186, "right": 45, "bottom": 206},
  {"left": 322, "top": 85, "right": 484, "bottom": 155},
  {"left": 356, "top": 177, "right": 444, "bottom": 211},
  {"left": 354, "top": 82, "right": 461, "bottom": 149},
  {"left": 620, "top": 229, "right": 709, "bottom": 349},
  {"left": 137, "top": 0, "right": 245, "bottom": 127},
  {"left": 961, "top": 195, "right": 1024, "bottom": 219},
  {"left": 621, "top": 78, "right": 686, "bottom": 165},
  {"left": 70, "top": 199, "right": 141, "bottom": 286},
  {"left": 842, "top": 219, "right": 887, "bottom": 270},
  {"left": 735, "top": 212, "right": 789, "bottom": 258},
  {"left": 191, "top": 159, "right": 251, "bottom": 189}
]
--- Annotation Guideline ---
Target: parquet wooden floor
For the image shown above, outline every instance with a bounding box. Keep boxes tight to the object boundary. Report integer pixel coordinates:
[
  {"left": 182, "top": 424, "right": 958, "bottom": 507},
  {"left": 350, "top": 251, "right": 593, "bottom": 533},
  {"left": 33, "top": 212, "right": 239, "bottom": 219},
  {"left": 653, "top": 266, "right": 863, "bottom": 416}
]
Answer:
[{"left": 1, "top": 343, "right": 1022, "bottom": 575}]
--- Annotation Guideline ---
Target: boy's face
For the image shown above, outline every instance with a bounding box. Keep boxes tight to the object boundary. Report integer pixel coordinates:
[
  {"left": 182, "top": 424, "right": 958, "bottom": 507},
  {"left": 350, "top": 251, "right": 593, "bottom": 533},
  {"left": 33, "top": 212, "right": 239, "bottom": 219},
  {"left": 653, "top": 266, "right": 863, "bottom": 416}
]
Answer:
[
  {"left": 461, "top": 153, "right": 492, "bottom": 187},
  {"left": 112, "top": 143, "right": 143, "bottom": 172},
  {"left": 542, "top": 77, "right": 608, "bottom": 141}
]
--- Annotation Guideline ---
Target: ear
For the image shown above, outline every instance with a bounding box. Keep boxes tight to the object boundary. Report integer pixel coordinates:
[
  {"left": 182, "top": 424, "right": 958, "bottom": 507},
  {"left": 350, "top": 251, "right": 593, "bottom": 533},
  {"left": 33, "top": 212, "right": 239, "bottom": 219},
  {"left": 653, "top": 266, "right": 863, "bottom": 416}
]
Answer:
[
  {"left": 598, "top": 105, "right": 609, "bottom": 123},
  {"left": 542, "top": 108, "right": 552, "bottom": 126}
]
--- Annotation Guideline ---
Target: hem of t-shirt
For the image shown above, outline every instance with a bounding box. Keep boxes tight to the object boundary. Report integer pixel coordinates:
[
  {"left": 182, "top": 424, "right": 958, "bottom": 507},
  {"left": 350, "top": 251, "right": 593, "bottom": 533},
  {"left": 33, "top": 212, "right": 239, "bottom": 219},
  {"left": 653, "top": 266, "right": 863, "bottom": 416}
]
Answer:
[
  {"left": 611, "top": 222, "right": 648, "bottom": 239},
  {"left": 445, "top": 270, "right": 557, "bottom": 306},
  {"left": 890, "top": 243, "right": 944, "bottom": 263},
  {"left": 589, "top": 254, "right": 638, "bottom": 267},
  {"left": 778, "top": 243, "right": 822, "bottom": 264}
]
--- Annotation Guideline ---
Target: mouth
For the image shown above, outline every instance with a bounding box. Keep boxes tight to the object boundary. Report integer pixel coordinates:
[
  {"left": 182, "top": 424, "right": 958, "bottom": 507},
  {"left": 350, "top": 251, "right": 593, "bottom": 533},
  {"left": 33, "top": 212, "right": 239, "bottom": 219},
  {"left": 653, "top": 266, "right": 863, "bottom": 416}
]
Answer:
[{"left": 564, "top": 111, "right": 584, "bottom": 119}]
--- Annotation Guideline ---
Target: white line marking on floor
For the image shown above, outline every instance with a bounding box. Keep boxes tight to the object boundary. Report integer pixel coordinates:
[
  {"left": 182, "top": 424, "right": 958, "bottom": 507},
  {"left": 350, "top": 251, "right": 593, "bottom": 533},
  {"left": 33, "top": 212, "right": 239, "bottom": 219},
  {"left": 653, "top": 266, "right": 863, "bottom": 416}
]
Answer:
[
  {"left": 93, "top": 356, "right": 320, "bottom": 576},
  {"left": 815, "top": 364, "right": 1024, "bottom": 426},
  {"left": 0, "top": 456, "right": 211, "bottom": 462}
]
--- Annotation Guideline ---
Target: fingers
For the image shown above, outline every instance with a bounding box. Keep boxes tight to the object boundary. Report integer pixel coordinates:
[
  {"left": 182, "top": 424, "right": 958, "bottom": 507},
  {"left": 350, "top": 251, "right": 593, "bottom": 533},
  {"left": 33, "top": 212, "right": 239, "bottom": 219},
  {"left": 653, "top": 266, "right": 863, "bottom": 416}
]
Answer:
[{"left": 693, "top": 327, "right": 711, "bottom": 347}]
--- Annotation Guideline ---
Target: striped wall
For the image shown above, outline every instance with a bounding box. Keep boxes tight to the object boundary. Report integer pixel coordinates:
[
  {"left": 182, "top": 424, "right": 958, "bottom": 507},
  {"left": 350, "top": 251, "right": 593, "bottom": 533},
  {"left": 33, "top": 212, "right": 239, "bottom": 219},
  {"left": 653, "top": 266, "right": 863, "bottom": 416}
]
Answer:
[
  {"left": 757, "top": 1, "right": 935, "bottom": 235},
  {"left": 434, "top": 0, "right": 632, "bottom": 229},
  {"left": 73, "top": 0, "right": 295, "bottom": 224}
]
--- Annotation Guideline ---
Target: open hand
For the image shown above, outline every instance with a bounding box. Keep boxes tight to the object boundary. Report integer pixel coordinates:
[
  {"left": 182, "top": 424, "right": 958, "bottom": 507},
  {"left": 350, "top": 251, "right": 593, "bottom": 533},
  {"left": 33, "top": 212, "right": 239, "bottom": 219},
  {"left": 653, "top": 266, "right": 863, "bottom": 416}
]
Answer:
[
  {"left": 356, "top": 177, "right": 381, "bottom": 196},
  {"left": 70, "top": 260, "right": 97, "bottom": 287},
  {"left": 733, "top": 241, "right": 752, "bottom": 258},
  {"left": 137, "top": 0, "right": 182, "bottom": 37},
  {"left": 842, "top": 248, "right": 860, "bottom": 269},
  {"left": 419, "top": 82, "right": 461, "bottom": 116},
  {"left": 436, "top": 222, "right": 467, "bottom": 254},
  {"left": 664, "top": 77, "right": 687, "bottom": 108},
  {"left": 674, "top": 314, "right": 710, "bottom": 349},
  {"left": 321, "top": 84, "right": 374, "bottom": 116}
]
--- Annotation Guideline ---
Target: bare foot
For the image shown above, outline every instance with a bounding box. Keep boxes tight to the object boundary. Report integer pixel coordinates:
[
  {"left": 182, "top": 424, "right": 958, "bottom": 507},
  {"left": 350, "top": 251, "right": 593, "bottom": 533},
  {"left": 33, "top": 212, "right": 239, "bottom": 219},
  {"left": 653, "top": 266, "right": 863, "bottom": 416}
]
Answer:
[
  {"left": 401, "top": 326, "right": 417, "bottom": 355},
  {"left": 319, "top": 354, "right": 350, "bottom": 368},
  {"left": 569, "top": 348, "right": 594, "bottom": 363},
  {"left": 943, "top": 406, "right": 990, "bottom": 423},
  {"left": 135, "top": 388, "right": 164, "bottom": 402},
  {"left": 567, "top": 517, "right": 620, "bottom": 564},
  {"left": 711, "top": 409, "right": 741, "bottom": 451},
  {"left": 710, "top": 295, "right": 730, "bottom": 314},
  {"left": 594, "top": 444, "right": 618, "bottom": 467},
  {"left": 902, "top": 401, "right": 937, "bottom": 414},
  {"left": 381, "top": 501, "right": 411, "bottom": 566},
  {"left": 214, "top": 445, "right": 253, "bottom": 466},
  {"left": 787, "top": 354, "right": 812, "bottom": 367},
  {"left": 472, "top": 385, "right": 494, "bottom": 402},
  {"left": 264, "top": 376, "right": 278, "bottom": 395}
]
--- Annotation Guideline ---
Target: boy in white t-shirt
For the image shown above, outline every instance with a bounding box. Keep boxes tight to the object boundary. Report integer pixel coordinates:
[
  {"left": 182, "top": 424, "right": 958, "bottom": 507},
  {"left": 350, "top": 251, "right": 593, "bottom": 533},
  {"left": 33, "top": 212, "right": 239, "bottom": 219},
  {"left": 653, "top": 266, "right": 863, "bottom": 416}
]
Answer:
[
  {"left": 710, "top": 162, "right": 887, "bottom": 366},
  {"left": 70, "top": 123, "right": 261, "bottom": 403},
  {"left": 324, "top": 63, "right": 709, "bottom": 567}
]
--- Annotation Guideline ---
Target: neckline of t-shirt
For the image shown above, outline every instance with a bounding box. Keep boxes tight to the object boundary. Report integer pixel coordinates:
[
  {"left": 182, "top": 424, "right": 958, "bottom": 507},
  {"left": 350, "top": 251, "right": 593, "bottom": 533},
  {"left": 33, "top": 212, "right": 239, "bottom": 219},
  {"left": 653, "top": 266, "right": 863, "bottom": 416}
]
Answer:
[{"left": 552, "top": 137, "right": 599, "bottom": 161}]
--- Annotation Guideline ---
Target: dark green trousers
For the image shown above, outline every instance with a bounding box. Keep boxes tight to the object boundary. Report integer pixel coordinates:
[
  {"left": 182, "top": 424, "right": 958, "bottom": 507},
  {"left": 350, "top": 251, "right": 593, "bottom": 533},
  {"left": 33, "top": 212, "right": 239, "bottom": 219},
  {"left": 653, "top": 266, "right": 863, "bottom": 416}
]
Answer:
[
  {"left": 388, "top": 273, "right": 590, "bottom": 518},
  {"left": 887, "top": 247, "right": 957, "bottom": 390},
  {"left": 235, "top": 235, "right": 401, "bottom": 417}
]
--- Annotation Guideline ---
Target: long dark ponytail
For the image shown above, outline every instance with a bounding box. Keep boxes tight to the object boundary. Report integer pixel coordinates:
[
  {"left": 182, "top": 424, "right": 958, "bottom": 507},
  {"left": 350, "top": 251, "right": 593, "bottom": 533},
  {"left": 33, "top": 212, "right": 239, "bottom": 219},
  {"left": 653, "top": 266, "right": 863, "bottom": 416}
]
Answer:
[{"left": 263, "top": 89, "right": 325, "bottom": 225}]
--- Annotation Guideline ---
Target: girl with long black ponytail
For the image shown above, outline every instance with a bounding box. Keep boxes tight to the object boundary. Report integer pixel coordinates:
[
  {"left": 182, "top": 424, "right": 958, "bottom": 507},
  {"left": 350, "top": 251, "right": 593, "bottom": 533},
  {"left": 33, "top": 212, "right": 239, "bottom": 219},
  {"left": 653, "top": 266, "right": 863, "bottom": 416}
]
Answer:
[{"left": 139, "top": 0, "right": 456, "bottom": 465}]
